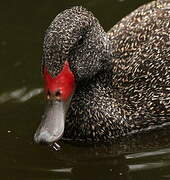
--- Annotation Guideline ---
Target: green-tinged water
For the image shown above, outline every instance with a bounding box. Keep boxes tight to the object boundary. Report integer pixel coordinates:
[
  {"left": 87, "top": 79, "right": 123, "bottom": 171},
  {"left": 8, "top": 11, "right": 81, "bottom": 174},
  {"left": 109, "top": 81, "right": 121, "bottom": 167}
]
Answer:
[{"left": 1, "top": 0, "right": 170, "bottom": 179}]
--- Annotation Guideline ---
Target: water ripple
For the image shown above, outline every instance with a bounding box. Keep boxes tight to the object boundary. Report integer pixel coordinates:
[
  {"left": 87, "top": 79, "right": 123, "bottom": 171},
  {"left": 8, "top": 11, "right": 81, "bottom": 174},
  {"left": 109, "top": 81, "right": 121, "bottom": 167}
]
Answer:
[
  {"left": 126, "top": 148, "right": 170, "bottom": 159},
  {"left": 0, "top": 87, "right": 43, "bottom": 103}
]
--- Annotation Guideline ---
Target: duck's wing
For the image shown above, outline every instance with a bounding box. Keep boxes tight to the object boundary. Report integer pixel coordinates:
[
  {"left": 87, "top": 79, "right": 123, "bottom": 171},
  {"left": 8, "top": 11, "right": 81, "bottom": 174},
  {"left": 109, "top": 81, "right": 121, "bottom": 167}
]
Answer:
[
  {"left": 108, "top": 0, "right": 170, "bottom": 57},
  {"left": 108, "top": 0, "right": 170, "bottom": 126}
]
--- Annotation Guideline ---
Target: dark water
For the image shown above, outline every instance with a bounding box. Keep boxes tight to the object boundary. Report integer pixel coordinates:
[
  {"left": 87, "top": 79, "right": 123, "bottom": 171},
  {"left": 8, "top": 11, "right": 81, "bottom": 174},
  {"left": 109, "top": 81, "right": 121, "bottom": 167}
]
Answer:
[{"left": 1, "top": 0, "right": 170, "bottom": 179}]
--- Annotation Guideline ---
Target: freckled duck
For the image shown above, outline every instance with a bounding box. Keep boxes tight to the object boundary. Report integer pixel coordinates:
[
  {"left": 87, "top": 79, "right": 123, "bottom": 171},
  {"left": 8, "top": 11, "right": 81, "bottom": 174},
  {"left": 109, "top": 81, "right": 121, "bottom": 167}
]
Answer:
[{"left": 34, "top": 0, "right": 170, "bottom": 144}]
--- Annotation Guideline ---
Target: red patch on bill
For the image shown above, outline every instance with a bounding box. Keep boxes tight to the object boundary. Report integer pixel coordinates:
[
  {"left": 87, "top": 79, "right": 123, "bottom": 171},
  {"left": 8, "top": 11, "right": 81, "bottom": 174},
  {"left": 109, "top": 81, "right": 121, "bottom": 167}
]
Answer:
[{"left": 44, "top": 61, "right": 75, "bottom": 101}]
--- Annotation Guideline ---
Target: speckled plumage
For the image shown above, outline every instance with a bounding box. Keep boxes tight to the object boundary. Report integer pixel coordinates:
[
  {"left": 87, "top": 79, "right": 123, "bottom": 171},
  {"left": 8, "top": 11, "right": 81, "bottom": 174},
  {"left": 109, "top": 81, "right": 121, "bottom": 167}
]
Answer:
[{"left": 42, "top": 0, "right": 170, "bottom": 142}]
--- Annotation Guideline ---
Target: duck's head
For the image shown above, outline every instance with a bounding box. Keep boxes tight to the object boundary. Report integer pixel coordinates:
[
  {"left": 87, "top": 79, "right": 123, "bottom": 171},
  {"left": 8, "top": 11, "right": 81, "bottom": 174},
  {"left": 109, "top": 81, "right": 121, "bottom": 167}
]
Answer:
[{"left": 34, "top": 6, "right": 112, "bottom": 144}]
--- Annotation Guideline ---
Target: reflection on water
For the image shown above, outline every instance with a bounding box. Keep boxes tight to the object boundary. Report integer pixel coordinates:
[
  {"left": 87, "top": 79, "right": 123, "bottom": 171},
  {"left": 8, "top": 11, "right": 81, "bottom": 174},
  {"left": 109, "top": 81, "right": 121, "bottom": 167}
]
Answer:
[
  {"left": 1, "top": 0, "right": 170, "bottom": 179},
  {"left": 0, "top": 87, "right": 43, "bottom": 103},
  {"left": 2, "top": 131, "right": 170, "bottom": 180},
  {"left": 128, "top": 148, "right": 170, "bottom": 171},
  {"left": 127, "top": 148, "right": 170, "bottom": 159}
]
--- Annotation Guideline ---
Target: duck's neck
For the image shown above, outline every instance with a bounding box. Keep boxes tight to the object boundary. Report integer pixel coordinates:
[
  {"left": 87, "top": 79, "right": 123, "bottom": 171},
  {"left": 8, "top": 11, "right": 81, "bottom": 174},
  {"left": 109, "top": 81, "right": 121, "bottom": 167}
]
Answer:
[{"left": 64, "top": 69, "right": 127, "bottom": 141}]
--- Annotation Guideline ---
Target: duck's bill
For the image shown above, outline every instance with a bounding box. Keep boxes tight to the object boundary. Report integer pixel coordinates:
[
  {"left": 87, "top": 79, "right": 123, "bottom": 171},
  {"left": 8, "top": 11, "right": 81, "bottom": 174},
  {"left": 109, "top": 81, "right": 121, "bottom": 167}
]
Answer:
[{"left": 34, "top": 99, "right": 70, "bottom": 144}]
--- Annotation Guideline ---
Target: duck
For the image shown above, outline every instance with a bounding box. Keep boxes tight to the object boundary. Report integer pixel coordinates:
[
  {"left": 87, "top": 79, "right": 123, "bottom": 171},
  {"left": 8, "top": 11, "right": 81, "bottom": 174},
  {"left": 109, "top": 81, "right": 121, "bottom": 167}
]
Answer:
[{"left": 34, "top": 0, "right": 170, "bottom": 144}]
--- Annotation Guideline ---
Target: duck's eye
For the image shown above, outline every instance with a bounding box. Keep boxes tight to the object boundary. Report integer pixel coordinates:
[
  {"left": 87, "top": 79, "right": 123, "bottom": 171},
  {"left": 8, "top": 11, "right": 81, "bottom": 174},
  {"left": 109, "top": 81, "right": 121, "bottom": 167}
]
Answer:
[{"left": 77, "top": 37, "right": 84, "bottom": 46}]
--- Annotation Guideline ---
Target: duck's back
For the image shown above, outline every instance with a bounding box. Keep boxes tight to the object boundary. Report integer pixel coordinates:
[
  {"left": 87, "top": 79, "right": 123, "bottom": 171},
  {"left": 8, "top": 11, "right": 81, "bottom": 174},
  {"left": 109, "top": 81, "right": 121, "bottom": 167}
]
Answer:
[{"left": 109, "top": 0, "right": 170, "bottom": 130}]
